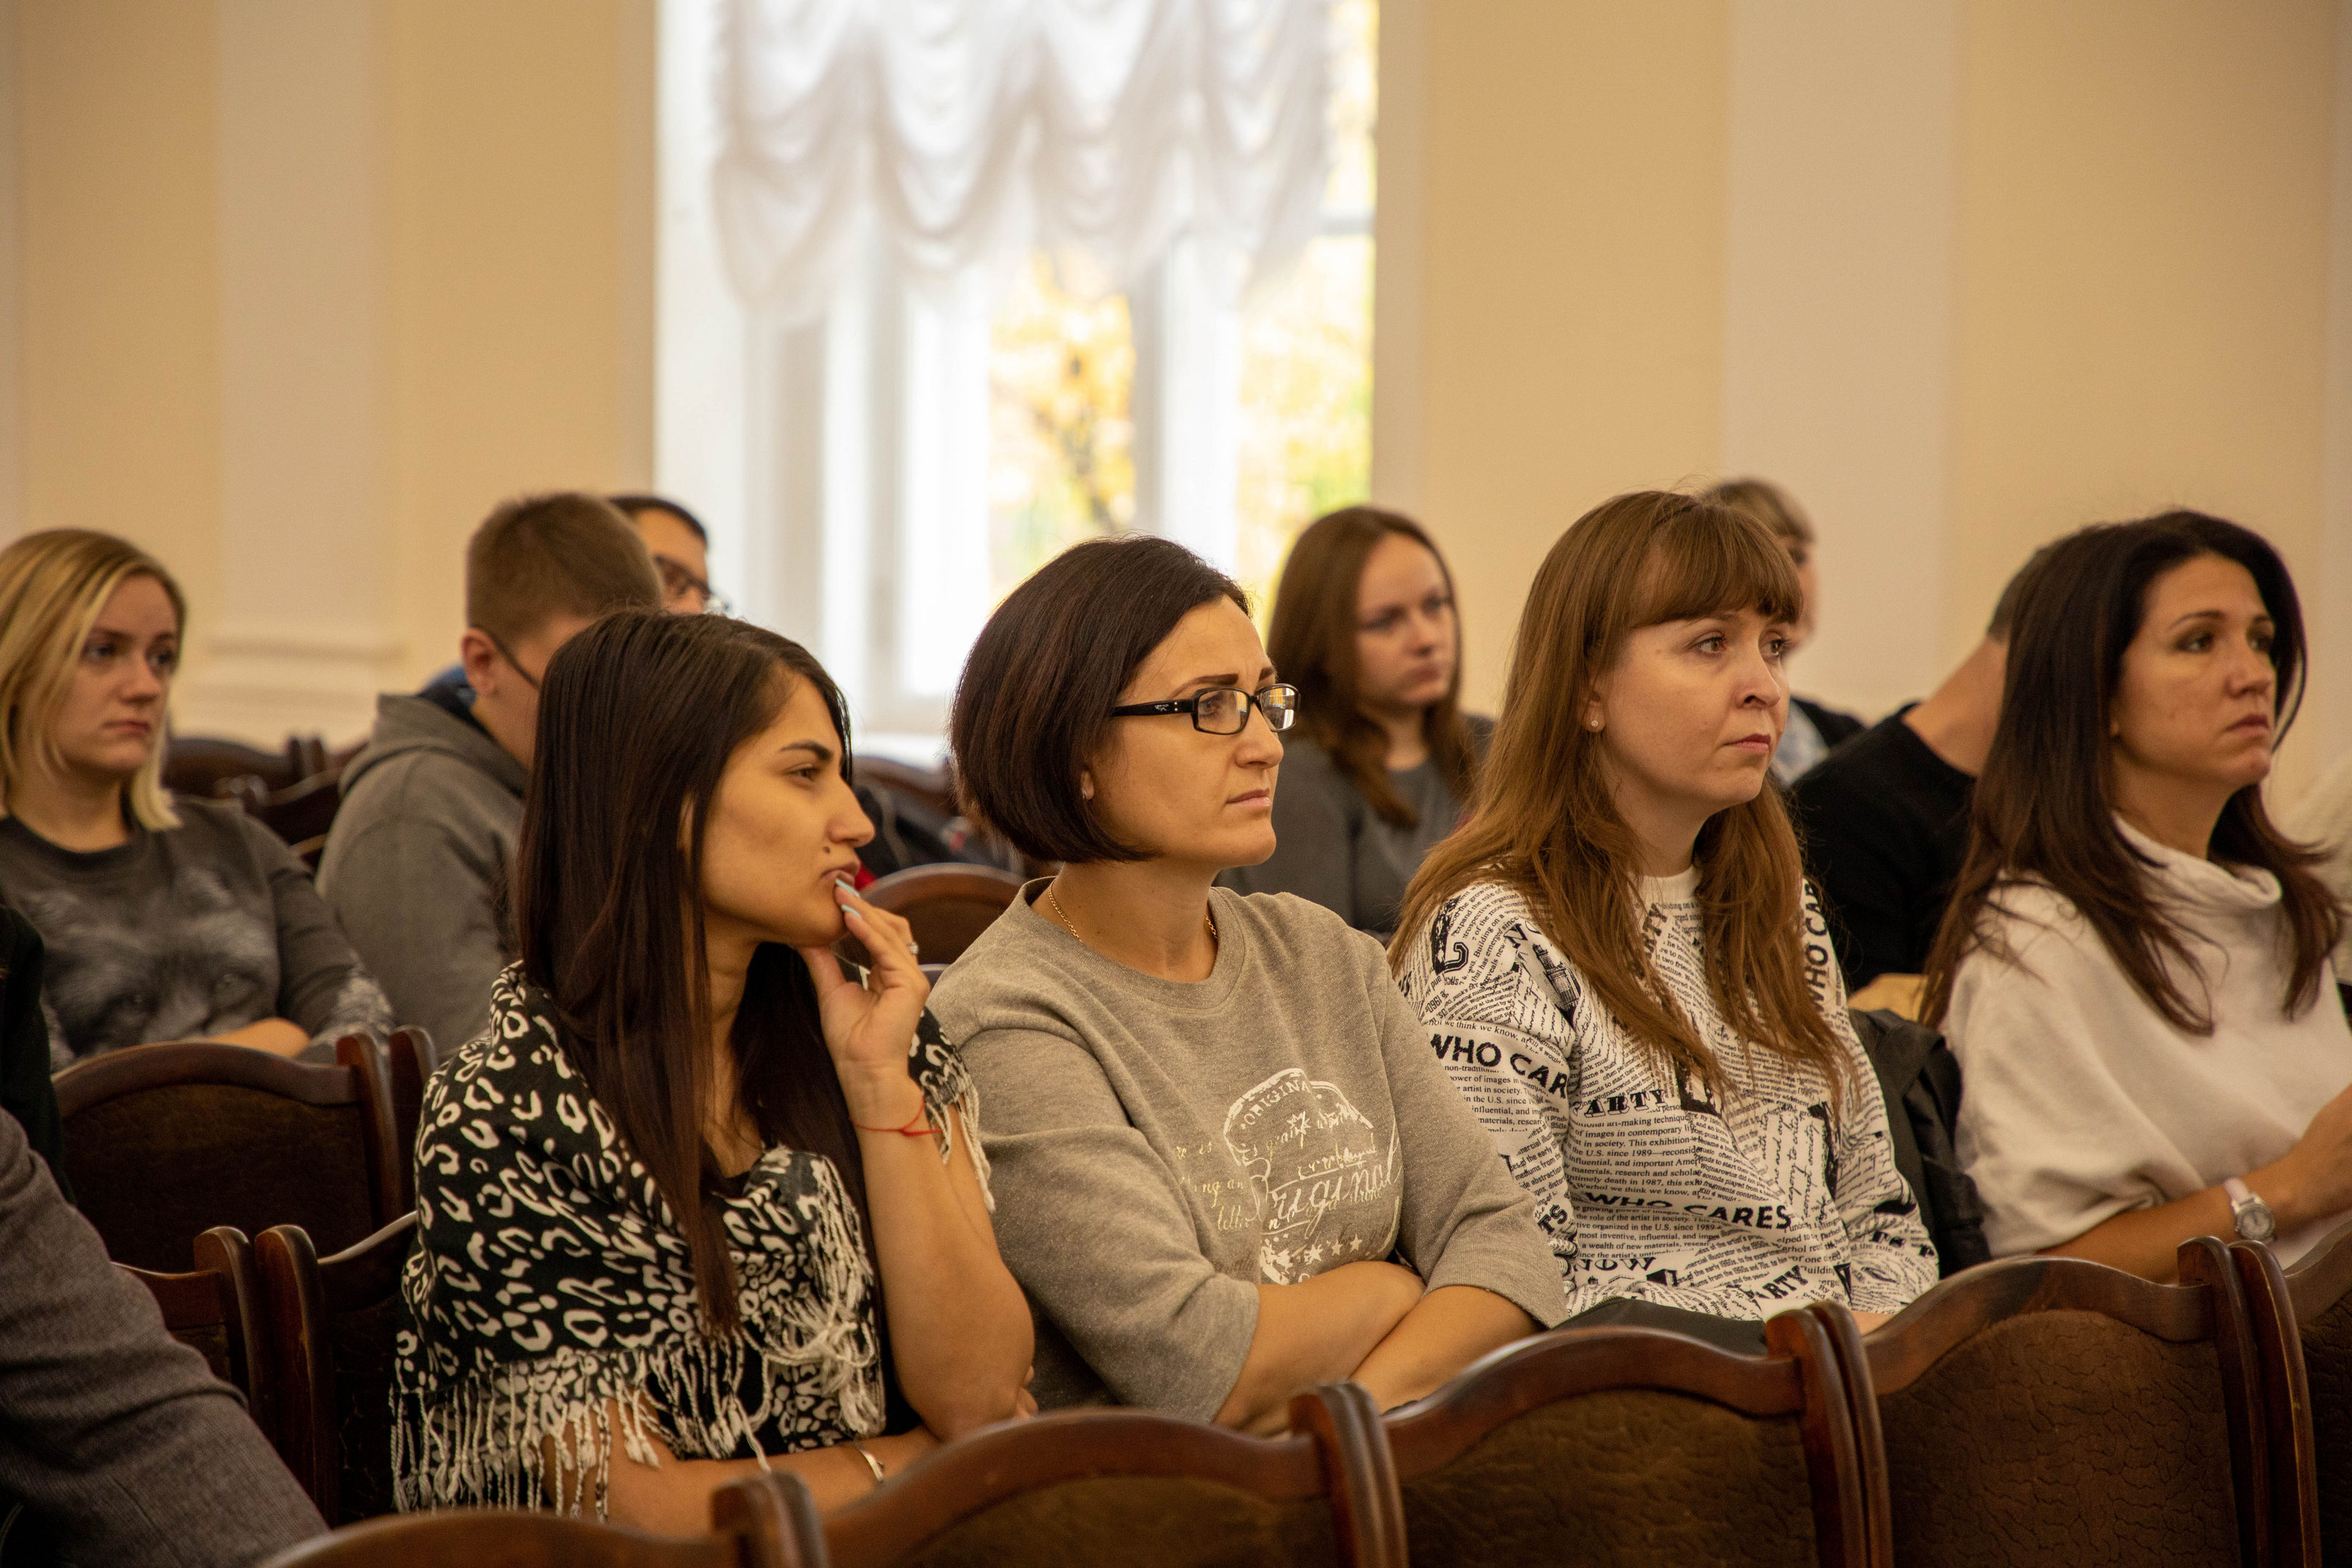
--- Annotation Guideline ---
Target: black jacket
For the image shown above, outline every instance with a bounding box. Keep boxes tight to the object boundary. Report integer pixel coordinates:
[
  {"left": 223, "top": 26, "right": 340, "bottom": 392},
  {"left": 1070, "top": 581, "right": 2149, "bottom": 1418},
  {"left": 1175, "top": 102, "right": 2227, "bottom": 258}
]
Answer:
[{"left": 0, "top": 907, "right": 62, "bottom": 1191}]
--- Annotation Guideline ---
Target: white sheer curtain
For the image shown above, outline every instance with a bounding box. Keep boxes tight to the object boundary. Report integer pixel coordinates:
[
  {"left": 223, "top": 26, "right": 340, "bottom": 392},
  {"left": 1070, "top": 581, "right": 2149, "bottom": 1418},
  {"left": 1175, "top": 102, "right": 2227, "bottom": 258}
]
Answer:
[{"left": 713, "top": 0, "right": 1331, "bottom": 321}]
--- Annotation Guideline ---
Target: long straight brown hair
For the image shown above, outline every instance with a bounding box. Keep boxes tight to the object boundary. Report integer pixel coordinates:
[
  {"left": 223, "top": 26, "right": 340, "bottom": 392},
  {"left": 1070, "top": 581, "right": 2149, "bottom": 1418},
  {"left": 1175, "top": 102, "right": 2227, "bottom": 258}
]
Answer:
[
  {"left": 1390, "top": 491, "right": 1849, "bottom": 1104},
  {"left": 1268, "top": 506, "right": 1477, "bottom": 828},
  {"left": 515, "top": 611, "right": 873, "bottom": 1333},
  {"left": 1921, "top": 512, "right": 2340, "bottom": 1032}
]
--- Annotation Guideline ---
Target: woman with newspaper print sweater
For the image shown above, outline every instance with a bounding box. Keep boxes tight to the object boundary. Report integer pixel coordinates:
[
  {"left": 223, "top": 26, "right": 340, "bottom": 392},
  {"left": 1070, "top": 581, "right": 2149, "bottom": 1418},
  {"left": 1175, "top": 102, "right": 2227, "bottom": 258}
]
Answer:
[{"left": 1392, "top": 491, "right": 1937, "bottom": 1343}]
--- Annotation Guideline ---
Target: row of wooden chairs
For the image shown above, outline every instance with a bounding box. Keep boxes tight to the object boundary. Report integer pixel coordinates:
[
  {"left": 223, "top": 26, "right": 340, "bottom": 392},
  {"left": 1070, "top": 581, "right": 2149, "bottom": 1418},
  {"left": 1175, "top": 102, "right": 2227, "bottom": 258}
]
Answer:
[
  {"left": 55, "top": 1028, "right": 434, "bottom": 1273},
  {"left": 200, "top": 1223, "right": 2352, "bottom": 1567}
]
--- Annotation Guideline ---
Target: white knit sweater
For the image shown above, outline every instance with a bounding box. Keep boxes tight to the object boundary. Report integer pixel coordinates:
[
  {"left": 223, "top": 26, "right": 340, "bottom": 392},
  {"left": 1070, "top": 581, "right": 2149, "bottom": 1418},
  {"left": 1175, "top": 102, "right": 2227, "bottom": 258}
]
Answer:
[
  {"left": 1947, "top": 818, "right": 2352, "bottom": 1260},
  {"left": 1396, "top": 870, "right": 1938, "bottom": 1321}
]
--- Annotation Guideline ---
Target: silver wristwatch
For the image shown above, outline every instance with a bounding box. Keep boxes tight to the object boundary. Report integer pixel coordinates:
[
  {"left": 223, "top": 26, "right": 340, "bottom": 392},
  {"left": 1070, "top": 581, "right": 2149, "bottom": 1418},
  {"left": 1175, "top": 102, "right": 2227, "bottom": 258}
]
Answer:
[{"left": 2224, "top": 1177, "right": 2277, "bottom": 1244}]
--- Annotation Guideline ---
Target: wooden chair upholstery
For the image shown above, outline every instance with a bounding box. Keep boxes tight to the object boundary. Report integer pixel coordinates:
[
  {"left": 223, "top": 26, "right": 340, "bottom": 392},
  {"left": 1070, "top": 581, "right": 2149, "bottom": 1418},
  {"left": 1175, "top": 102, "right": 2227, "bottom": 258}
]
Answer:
[
  {"left": 1847, "top": 1240, "right": 2266, "bottom": 1568},
  {"left": 1381, "top": 1312, "right": 1876, "bottom": 1568},
  {"left": 849, "top": 864, "right": 1026, "bottom": 968},
  {"left": 2282, "top": 1219, "right": 2352, "bottom": 1567},
  {"left": 118, "top": 1224, "right": 277, "bottom": 1445},
  {"left": 253, "top": 1471, "right": 828, "bottom": 1568},
  {"left": 256, "top": 1216, "right": 415, "bottom": 1524},
  {"left": 824, "top": 1384, "right": 1403, "bottom": 1568},
  {"left": 56, "top": 1036, "right": 404, "bottom": 1272}
]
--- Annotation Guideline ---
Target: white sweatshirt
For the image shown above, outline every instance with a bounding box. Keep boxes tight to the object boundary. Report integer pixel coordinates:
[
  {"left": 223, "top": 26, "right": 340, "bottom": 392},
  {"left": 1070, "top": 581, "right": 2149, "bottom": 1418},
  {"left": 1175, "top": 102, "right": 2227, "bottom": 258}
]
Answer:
[{"left": 1947, "top": 818, "right": 2352, "bottom": 1261}]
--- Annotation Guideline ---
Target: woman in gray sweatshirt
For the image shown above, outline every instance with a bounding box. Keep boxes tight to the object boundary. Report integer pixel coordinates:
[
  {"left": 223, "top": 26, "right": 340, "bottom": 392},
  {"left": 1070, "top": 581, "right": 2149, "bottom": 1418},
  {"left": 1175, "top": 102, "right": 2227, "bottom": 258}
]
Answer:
[{"left": 929, "top": 534, "right": 1563, "bottom": 1432}]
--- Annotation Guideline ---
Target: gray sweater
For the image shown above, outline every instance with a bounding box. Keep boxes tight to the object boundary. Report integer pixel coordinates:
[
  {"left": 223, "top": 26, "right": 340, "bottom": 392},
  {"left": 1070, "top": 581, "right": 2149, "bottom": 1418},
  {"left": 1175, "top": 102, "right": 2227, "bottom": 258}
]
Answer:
[
  {"left": 928, "top": 886, "right": 1564, "bottom": 1419},
  {"left": 0, "top": 801, "right": 391, "bottom": 1069},
  {"left": 1218, "top": 719, "right": 1490, "bottom": 936},
  {"left": 0, "top": 1100, "right": 325, "bottom": 1565},
  {"left": 319, "top": 693, "right": 528, "bottom": 1057}
]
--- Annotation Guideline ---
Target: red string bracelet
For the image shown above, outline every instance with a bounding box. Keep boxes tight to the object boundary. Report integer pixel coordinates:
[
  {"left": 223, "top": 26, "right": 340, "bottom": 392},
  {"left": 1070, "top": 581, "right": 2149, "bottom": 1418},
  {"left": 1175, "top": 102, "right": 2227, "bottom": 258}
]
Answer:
[{"left": 852, "top": 1107, "right": 939, "bottom": 1138}]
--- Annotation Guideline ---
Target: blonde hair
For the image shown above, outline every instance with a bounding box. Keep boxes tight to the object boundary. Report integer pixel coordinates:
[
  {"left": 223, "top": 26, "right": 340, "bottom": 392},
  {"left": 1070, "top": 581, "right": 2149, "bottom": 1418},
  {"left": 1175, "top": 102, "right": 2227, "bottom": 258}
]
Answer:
[{"left": 0, "top": 529, "right": 189, "bottom": 830}]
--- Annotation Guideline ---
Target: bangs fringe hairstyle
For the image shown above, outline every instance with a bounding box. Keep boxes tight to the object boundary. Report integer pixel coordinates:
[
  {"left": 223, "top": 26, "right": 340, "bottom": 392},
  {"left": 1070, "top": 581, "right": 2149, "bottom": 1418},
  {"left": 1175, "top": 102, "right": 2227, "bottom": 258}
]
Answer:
[
  {"left": 0, "top": 528, "right": 187, "bottom": 831},
  {"left": 1269, "top": 506, "right": 1477, "bottom": 829},
  {"left": 515, "top": 611, "right": 868, "bottom": 1334},
  {"left": 1390, "top": 490, "right": 1850, "bottom": 1106},
  {"left": 1922, "top": 511, "right": 2338, "bottom": 1033}
]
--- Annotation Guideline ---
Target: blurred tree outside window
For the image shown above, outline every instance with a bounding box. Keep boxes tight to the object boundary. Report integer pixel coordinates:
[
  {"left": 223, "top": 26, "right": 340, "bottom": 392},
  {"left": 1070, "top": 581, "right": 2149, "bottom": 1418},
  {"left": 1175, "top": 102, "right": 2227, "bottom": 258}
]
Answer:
[{"left": 987, "top": 0, "right": 1376, "bottom": 613}]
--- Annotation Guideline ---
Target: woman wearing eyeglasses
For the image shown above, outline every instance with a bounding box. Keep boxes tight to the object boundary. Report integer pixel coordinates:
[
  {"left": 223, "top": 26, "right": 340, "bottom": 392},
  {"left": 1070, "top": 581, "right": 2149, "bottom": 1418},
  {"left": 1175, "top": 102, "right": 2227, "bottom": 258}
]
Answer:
[{"left": 928, "top": 536, "right": 1562, "bottom": 1433}]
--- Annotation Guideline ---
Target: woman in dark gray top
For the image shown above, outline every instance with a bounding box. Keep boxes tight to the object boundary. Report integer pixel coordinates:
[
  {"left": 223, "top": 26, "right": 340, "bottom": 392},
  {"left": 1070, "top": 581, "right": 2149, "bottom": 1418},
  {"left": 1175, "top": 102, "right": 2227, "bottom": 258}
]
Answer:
[
  {"left": 0, "top": 530, "right": 391, "bottom": 1066},
  {"left": 1220, "top": 507, "right": 1486, "bottom": 935}
]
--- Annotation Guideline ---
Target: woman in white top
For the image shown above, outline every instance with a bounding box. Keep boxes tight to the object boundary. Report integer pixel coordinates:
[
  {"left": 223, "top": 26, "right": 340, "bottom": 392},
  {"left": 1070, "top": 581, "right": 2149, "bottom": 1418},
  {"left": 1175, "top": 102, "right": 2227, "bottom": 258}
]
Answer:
[
  {"left": 1394, "top": 491, "right": 1937, "bottom": 1341},
  {"left": 1922, "top": 511, "right": 2352, "bottom": 1278}
]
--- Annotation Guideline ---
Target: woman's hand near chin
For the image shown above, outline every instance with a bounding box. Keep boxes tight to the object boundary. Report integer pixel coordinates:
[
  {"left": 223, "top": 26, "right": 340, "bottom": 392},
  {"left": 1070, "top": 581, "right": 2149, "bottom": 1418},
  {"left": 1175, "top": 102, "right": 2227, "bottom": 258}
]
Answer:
[{"left": 796, "top": 878, "right": 932, "bottom": 1121}]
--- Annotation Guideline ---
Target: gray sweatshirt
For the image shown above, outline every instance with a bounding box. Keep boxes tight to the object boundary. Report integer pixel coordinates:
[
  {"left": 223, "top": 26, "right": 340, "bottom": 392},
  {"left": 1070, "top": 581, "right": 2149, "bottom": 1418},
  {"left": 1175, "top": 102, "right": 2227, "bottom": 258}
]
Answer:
[
  {"left": 928, "top": 886, "right": 1565, "bottom": 1419},
  {"left": 0, "top": 801, "right": 391, "bottom": 1069},
  {"left": 318, "top": 693, "right": 527, "bottom": 1058},
  {"left": 0, "top": 1095, "right": 326, "bottom": 1565}
]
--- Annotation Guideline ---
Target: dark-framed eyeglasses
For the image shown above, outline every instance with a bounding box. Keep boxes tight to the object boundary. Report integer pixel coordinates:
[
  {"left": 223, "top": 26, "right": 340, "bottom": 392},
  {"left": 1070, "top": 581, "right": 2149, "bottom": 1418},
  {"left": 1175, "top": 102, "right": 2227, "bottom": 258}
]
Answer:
[
  {"left": 653, "top": 553, "right": 732, "bottom": 617},
  {"left": 1109, "top": 683, "right": 1299, "bottom": 735},
  {"left": 475, "top": 626, "right": 542, "bottom": 691}
]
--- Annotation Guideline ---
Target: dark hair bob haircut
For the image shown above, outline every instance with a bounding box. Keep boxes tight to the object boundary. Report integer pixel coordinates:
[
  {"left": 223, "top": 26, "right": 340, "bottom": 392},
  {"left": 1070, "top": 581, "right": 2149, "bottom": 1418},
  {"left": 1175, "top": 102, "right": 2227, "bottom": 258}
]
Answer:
[
  {"left": 1922, "top": 510, "right": 2340, "bottom": 1034},
  {"left": 515, "top": 610, "right": 869, "bottom": 1332},
  {"left": 951, "top": 534, "right": 1247, "bottom": 865}
]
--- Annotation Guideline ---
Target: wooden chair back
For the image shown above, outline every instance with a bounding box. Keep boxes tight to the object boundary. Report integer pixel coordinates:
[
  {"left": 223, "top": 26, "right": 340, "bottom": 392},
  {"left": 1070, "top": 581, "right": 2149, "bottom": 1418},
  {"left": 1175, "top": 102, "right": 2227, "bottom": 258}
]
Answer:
[
  {"left": 118, "top": 1224, "right": 277, "bottom": 1445},
  {"left": 2229, "top": 1239, "right": 2324, "bottom": 1567},
  {"left": 383, "top": 1026, "right": 436, "bottom": 1184},
  {"left": 849, "top": 864, "right": 1025, "bottom": 968},
  {"left": 823, "top": 1384, "right": 1403, "bottom": 1568},
  {"left": 1848, "top": 1238, "right": 2266, "bottom": 1568},
  {"left": 56, "top": 1035, "right": 404, "bottom": 1272},
  {"left": 221, "top": 769, "right": 345, "bottom": 867},
  {"left": 163, "top": 733, "right": 322, "bottom": 798},
  {"left": 2282, "top": 1219, "right": 2352, "bottom": 1567},
  {"left": 256, "top": 1216, "right": 416, "bottom": 1524},
  {"left": 1381, "top": 1310, "right": 1879, "bottom": 1568},
  {"left": 253, "top": 1470, "right": 828, "bottom": 1568}
]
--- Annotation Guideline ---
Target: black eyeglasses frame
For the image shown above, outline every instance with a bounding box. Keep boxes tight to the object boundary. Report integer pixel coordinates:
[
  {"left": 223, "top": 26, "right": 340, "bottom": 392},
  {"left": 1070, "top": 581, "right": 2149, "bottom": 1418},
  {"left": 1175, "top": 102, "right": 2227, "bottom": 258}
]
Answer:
[{"left": 1108, "top": 682, "right": 1299, "bottom": 735}]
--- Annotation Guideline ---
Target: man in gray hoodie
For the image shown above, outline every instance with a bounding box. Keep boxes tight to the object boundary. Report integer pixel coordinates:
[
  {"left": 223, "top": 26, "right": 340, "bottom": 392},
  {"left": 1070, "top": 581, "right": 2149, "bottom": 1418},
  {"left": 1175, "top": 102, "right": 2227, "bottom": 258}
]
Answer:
[{"left": 318, "top": 494, "right": 662, "bottom": 1056}]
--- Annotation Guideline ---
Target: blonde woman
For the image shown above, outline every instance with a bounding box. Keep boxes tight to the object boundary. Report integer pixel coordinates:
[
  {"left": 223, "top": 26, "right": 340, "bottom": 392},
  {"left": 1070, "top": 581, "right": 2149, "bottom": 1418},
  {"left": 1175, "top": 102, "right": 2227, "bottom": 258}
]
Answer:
[
  {"left": 0, "top": 530, "right": 391, "bottom": 1066},
  {"left": 1394, "top": 492, "right": 1936, "bottom": 1344}
]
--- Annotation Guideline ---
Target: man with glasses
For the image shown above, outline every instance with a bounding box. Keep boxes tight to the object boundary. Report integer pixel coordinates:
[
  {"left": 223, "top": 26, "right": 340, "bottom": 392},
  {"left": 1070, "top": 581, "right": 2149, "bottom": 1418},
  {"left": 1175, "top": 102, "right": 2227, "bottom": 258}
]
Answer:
[
  {"left": 319, "top": 494, "right": 662, "bottom": 1055},
  {"left": 611, "top": 492, "right": 731, "bottom": 616}
]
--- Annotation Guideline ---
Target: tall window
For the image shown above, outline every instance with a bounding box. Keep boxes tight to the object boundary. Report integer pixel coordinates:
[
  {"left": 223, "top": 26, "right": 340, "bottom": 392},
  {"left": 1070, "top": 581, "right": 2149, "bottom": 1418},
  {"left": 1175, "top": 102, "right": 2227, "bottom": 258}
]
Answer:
[{"left": 658, "top": 0, "right": 1373, "bottom": 751}]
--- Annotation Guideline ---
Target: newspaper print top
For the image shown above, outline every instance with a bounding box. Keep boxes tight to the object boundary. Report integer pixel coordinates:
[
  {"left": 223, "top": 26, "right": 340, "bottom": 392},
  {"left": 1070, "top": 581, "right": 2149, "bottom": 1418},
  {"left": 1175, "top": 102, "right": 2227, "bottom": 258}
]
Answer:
[{"left": 1396, "top": 873, "right": 1938, "bottom": 1320}]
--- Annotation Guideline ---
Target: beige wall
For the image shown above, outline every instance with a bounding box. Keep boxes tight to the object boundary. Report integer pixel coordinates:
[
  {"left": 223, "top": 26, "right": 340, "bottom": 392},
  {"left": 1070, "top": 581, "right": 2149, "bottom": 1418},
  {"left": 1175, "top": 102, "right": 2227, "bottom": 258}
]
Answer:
[
  {"left": 6, "top": 0, "right": 653, "bottom": 743},
  {"left": 1379, "top": 0, "right": 2352, "bottom": 801}
]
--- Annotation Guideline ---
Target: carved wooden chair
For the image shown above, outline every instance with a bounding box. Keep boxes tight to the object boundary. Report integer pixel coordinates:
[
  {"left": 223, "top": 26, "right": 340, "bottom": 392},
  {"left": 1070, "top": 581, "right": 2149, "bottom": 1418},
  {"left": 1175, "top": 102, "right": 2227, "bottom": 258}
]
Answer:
[
  {"left": 1381, "top": 1311, "right": 1879, "bottom": 1568},
  {"left": 119, "top": 1223, "right": 277, "bottom": 1445},
  {"left": 1834, "top": 1238, "right": 2268, "bottom": 1568},
  {"left": 822, "top": 1384, "right": 1405, "bottom": 1568},
  {"left": 253, "top": 1471, "right": 828, "bottom": 1568},
  {"left": 256, "top": 1216, "right": 415, "bottom": 1524},
  {"left": 2275, "top": 1220, "right": 2352, "bottom": 1567},
  {"left": 846, "top": 864, "right": 1026, "bottom": 968},
  {"left": 56, "top": 1036, "right": 404, "bottom": 1272},
  {"left": 381, "top": 1026, "right": 436, "bottom": 1180}
]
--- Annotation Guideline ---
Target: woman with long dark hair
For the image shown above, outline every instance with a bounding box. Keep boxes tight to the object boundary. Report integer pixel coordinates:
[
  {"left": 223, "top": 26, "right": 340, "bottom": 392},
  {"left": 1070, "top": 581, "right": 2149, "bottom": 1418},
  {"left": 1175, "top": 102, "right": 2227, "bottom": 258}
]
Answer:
[
  {"left": 933, "top": 534, "right": 1562, "bottom": 1432},
  {"left": 1394, "top": 491, "right": 1937, "bottom": 1339},
  {"left": 1219, "top": 507, "right": 1483, "bottom": 935},
  {"left": 1923, "top": 513, "right": 2352, "bottom": 1278},
  {"left": 393, "top": 613, "right": 1031, "bottom": 1529}
]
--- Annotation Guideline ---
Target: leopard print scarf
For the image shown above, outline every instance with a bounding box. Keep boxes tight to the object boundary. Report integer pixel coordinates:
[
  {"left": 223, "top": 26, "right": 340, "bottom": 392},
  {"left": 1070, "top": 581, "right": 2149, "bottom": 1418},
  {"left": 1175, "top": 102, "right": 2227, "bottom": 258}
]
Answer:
[{"left": 391, "top": 965, "right": 986, "bottom": 1516}]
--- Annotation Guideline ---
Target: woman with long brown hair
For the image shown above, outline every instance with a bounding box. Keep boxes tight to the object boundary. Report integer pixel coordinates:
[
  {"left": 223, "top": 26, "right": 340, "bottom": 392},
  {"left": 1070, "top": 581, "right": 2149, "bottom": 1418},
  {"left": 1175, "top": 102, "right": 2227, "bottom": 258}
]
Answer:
[
  {"left": 393, "top": 612, "right": 1032, "bottom": 1530},
  {"left": 1394, "top": 491, "right": 1936, "bottom": 1338},
  {"left": 1220, "top": 507, "right": 1483, "bottom": 935},
  {"left": 1922, "top": 513, "right": 2352, "bottom": 1278}
]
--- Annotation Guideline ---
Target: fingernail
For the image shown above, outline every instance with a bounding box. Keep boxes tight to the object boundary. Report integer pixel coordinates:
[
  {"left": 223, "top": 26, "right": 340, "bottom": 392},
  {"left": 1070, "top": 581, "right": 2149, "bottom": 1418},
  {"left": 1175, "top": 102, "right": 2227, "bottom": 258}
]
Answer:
[{"left": 843, "top": 905, "right": 866, "bottom": 921}]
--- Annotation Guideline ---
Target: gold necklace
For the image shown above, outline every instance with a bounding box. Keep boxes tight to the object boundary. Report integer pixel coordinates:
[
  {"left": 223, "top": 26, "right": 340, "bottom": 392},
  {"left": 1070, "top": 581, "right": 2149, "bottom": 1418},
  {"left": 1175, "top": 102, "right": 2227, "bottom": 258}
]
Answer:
[{"left": 1045, "top": 881, "right": 1216, "bottom": 952}]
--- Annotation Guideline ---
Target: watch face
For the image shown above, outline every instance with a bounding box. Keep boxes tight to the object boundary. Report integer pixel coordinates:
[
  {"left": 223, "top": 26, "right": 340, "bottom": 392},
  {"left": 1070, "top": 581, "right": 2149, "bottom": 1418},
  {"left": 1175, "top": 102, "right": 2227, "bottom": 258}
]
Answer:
[{"left": 2239, "top": 1201, "right": 2277, "bottom": 1244}]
